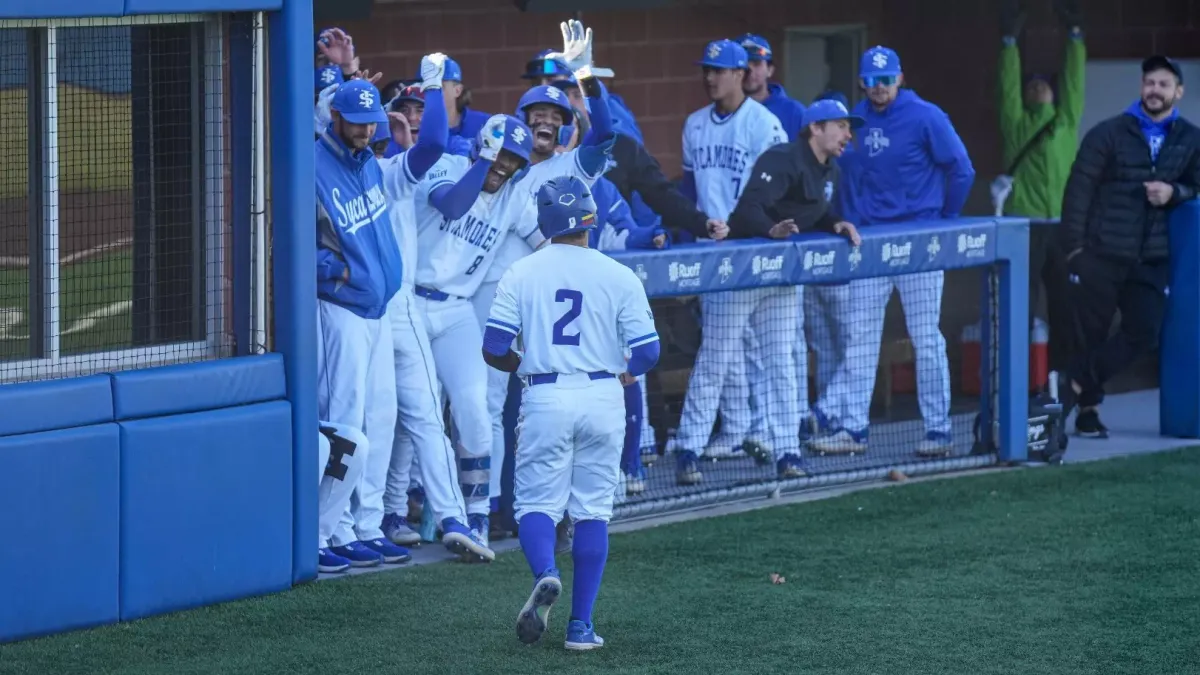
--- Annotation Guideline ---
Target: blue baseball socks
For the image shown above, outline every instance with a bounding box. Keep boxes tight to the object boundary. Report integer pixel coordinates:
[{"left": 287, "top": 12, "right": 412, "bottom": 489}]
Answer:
[
  {"left": 570, "top": 519, "right": 608, "bottom": 625},
  {"left": 518, "top": 512, "right": 557, "bottom": 576}
]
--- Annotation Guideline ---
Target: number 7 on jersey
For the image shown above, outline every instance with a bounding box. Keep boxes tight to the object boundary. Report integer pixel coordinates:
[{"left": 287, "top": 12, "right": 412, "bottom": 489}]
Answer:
[{"left": 552, "top": 288, "right": 582, "bottom": 346}]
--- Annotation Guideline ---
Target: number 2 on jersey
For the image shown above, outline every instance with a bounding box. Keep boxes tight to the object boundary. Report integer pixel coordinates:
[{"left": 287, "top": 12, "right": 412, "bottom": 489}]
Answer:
[{"left": 551, "top": 289, "right": 582, "bottom": 346}]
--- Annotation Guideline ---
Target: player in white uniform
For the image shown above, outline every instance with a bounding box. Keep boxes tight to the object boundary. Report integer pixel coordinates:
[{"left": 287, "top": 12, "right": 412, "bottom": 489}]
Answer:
[
  {"left": 466, "top": 19, "right": 617, "bottom": 539},
  {"left": 411, "top": 113, "right": 546, "bottom": 551},
  {"left": 482, "top": 175, "right": 659, "bottom": 650},
  {"left": 668, "top": 39, "right": 790, "bottom": 485},
  {"left": 369, "top": 54, "right": 494, "bottom": 562},
  {"left": 316, "top": 423, "right": 367, "bottom": 574}
]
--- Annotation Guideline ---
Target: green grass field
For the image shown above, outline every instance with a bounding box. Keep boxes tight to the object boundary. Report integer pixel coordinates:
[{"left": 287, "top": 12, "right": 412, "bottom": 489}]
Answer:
[
  {"left": 2, "top": 450, "right": 1198, "bottom": 675},
  {"left": 0, "top": 250, "right": 132, "bottom": 359}
]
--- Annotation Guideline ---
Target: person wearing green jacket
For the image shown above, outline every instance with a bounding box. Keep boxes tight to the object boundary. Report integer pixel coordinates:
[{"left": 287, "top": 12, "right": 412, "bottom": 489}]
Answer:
[{"left": 997, "top": 0, "right": 1084, "bottom": 379}]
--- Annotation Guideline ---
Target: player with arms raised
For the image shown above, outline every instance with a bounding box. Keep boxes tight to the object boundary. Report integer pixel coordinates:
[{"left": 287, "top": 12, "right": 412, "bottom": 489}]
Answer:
[
  {"left": 670, "top": 39, "right": 788, "bottom": 485},
  {"left": 482, "top": 176, "right": 660, "bottom": 651}
]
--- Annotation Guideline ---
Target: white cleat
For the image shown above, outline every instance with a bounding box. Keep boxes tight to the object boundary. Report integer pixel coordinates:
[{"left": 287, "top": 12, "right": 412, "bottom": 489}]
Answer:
[{"left": 807, "top": 429, "right": 867, "bottom": 456}]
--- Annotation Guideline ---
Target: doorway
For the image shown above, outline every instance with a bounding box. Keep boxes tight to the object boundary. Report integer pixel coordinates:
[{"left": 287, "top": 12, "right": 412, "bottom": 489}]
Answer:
[{"left": 782, "top": 25, "right": 867, "bottom": 107}]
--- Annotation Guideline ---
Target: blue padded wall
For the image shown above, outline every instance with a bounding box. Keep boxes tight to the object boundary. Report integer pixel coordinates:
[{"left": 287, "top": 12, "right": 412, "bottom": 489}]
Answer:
[
  {"left": 0, "top": 374, "right": 113, "bottom": 437},
  {"left": 119, "top": 402, "right": 294, "bottom": 621},
  {"left": 110, "top": 354, "right": 287, "bottom": 420},
  {"left": 1160, "top": 200, "right": 1200, "bottom": 437},
  {"left": 0, "top": 425, "right": 120, "bottom": 643}
]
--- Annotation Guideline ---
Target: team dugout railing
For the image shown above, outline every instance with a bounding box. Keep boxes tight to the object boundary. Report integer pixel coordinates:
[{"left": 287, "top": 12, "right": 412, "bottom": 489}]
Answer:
[{"left": 606, "top": 217, "right": 1031, "bottom": 519}]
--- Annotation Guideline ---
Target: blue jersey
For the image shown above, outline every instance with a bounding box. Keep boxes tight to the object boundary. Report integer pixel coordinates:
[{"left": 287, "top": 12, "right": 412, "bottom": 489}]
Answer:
[
  {"left": 315, "top": 130, "right": 403, "bottom": 319},
  {"left": 845, "top": 89, "right": 975, "bottom": 224},
  {"left": 760, "top": 83, "right": 806, "bottom": 141}
]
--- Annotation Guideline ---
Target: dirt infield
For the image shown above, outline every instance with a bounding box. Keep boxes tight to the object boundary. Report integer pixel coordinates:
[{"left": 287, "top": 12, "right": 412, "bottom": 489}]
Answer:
[{"left": 0, "top": 189, "right": 132, "bottom": 263}]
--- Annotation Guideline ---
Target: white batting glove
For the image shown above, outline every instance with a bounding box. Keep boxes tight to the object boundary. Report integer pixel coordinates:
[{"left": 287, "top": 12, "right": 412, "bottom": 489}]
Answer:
[
  {"left": 314, "top": 83, "right": 338, "bottom": 133},
  {"left": 545, "top": 19, "right": 614, "bottom": 82},
  {"left": 420, "top": 52, "right": 446, "bottom": 91},
  {"left": 477, "top": 114, "right": 507, "bottom": 162}
]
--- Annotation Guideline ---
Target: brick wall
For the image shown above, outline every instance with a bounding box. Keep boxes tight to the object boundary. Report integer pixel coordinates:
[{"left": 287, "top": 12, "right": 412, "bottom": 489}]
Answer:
[{"left": 338, "top": 0, "right": 1200, "bottom": 211}]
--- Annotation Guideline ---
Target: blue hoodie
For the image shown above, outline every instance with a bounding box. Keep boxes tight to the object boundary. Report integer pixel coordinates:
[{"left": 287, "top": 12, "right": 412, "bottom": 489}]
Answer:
[
  {"left": 607, "top": 92, "right": 644, "bottom": 145},
  {"left": 845, "top": 89, "right": 975, "bottom": 224},
  {"left": 759, "top": 83, "right": 806, "bottom": 141},
  {"left": 1125, "top": 99, "right": 1178, "bottom": 162},
  {"left": 315, "top": 130, "right": 403, "bottom": 320},
  {"left": 588, "top": 177, "right": 664, "bottom": 250}
]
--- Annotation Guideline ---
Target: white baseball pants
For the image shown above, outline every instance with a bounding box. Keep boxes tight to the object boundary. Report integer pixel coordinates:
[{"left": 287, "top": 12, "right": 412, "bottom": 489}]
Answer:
[
  {"left": 415, "top": 293, "right": 492, "bottom": 516},
  {"left": 804, "top": 283, "right": 852, "bottom": 401},
  {"left": 316, "top": 300, "right": 397, "bottom": 547},
  {"left": 470, "top": 279, "right": 510, "bottom": 506},
  {"left": 384, "top": 289, "right": 468, "bottom": 525},
  {"left": 815, "top": 272, "right": 951, "bottom": 435},
  {"left": 676, "top": 286, "right": 802, "bottom": 458},
  {"left": 317, "top": 423, "right": 367, "bottom": 549},
  {"left": 513, "top": 374, "right": 625, "bottom": 523}
]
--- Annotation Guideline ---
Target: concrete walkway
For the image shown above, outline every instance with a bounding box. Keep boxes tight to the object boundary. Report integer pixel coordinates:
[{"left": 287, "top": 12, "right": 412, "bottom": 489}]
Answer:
[{"left": 319, "top": 388, "right": 1196, "bottom": 580}]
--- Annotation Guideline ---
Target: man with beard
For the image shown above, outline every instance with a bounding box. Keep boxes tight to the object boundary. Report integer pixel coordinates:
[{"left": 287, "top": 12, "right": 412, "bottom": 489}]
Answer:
[
  {"left": 1057, "top": 56, "right": 1200, "bottom": 436},
  {"left": 807, "top": 45, "right": 975, "bottom": 458}
]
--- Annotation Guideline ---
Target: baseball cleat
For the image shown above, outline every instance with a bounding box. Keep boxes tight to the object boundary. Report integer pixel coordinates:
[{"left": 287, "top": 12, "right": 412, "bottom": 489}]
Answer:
[
  {"left": 516, "top": 569, "right": 562, "bottom": 644},
  {"left": 328, "top": 541, "right": 384, "bottom": 568},
  {"left": 318, "top": 547, "right": 352, "bottom": 574},
  {"left": 624, "top": 466, "right": 647, "bottom": 495},
  {"left": 675, "top": 450, "right": 703, "bottom": 485},
  {"left": 806, "top": 407, "right": 836, "bottom": 439},
  {"left": 776, "top": 453, "right": 808, "bottom": 479},
  {"left": 915, "top": 431, "right": 953, "bottom": 457},
  {"left": 461, "top": 514, "right": 491, "bottom": 562},
  {"left": 639, "top": 444, "right": 658, "bottom": 467},
  {"left": 442, "top": 518, "right": 495, "bottom": 563},
  {"left": 701, "top": 433, "right": 741, "bottom": 460},
  {"left": 564, "top": 619, "right": 605, "bottom": 651},
  {"left": 1074, "top": 408, "right": 1109, "bottom": 439},
  {"left": 382, "top": 513, "right": 422, "bottom": 546},
  {"left": 739, "top": 437, "right": 774, "bottom": 466},
  {"left": 359, "top": 537, "right": 412, "bottom": 564},
  {"left": 808, "top": 429, "right": 867, "bottom": 456}
]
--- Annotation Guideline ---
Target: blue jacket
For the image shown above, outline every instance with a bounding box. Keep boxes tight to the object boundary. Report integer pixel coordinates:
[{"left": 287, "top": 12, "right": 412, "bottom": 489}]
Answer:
[
  {"left": 451, "top": 107, "right": 490, "bottom": 144},
  {"left": 845, "top": 89, "right": 975, "bottom": 224},
  {"left": 760, "top": 83, "right": 806, "bottom": 141},
  {"left": 607, "top": 91, "right": 644, "bottom": 145},
  {"left": 588, "top": 177, "right": 663, "bottom": 250},
  {"left": 315, "top": 130, "right": 403, "bottom": 320}
]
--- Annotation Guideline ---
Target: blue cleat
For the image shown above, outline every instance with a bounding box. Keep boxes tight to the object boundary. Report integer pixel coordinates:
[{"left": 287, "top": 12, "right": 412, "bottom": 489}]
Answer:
[
  {"left": 776, "top": 453, "right": 808, "bottom": 479},
  {"left": 564, "top": 619, "right": 605, "bottom": 651},
  {"left": 359, "top": 537, "right": 411, "bottom": 564},
  {"left": 675, "top": 450, "right": 702, "bottom": 485},
  {"left": 328, "top": 541, "right": 384, "bottom": 568},
  {"left": 806, "top": 406, "right": 836, "bottom": 439},
  {"left": 462, "top": 514, "right": 491, "bottom": 563},
  {"left": 382, "top": 512, "right": 421, "bottom": 546},
  {"left": 318, "top": 547, "right": 351, "bottom": 574},
  {"left": 516, "top": 568, "right": 562, "bottom": 644},
  {"left": 442, "top": 518, "right": 495, "bottom": 563}
]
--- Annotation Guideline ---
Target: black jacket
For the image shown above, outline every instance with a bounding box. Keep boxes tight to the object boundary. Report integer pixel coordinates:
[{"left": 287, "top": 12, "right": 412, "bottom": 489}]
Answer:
[
  {"left": 727, "top": 141, "right": 842, "bottom": 239},
  {"left": 1060, "top": 112, "right": 1200, "bottom": 262},
  {"left": 606, "top": 134, "right": 710, "bottom": 239}
]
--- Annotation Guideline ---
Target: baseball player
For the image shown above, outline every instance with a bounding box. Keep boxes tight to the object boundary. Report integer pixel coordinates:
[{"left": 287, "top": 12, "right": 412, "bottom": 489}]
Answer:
[
  {"left": 365, "top": 54, "right": 495, "bottom": 562},
  {"left": 482, "top": 175, "right": 660, "bottom": 650},
  {"left": 438, "top": 57, "right": 492, "bottom": 144},
  {"left": 808, "top": 46, "right": 975, "bottom": 457},
  {"left": 315, "top": 78, "right": 410, "bottom": 568},
  {"left": 410, "top": 112, "right": 551, "bottom": 550},
  {"left": 668, "top": 39, "right": 787, "bottom": 486},
  {"left": 469, "top": 19, "right": 617, "bottom": 534},
  {"left": 317, "top": 423, "right": 368, "bottom": 573},
  {"left": 727, "top": 99, "right": 864, "bottom": 477},
  {"left": 736, "top": 34, "right": 806, "bottom": 140}
]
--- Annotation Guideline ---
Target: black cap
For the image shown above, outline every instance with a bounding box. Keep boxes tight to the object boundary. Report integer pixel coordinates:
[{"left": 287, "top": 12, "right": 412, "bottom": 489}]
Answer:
[{"left": 1142, "top": 55, "right": 1183, "bottom": 84}]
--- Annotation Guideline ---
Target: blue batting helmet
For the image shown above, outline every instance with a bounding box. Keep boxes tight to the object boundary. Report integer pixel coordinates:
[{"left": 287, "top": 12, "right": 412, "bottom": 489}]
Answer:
[
  {"left": 536, "top": 175, "right": 598, "bottom": 240},
  {"left": 470, "top": 114, "right": 534, "bottom": 164},
  {"left": 515, "top": 85, "right": 574, "bottom": 122}
]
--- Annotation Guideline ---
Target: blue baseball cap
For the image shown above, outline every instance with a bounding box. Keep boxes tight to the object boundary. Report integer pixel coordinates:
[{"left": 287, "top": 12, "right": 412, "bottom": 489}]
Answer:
[
  {"left": 418, "top": 56, "right": 462, "bottom": 83},
  {"left": 801, "top": 99, "right": 865, "bottom": 129},
  {"left": 522, "top": 48, "right": 574, "bottom": 80},
  {"left": 331, "top": 79, "right": 388, "bottom": 125},
  {"left": 696, "top": 39, "right": 748, "bottom": 70},
  {"left": 371, "top": 121, "right": 391, "bottom": 144},
  {"left": 736, "top": 34, "right": 773, "bottom": 62},
  {"left": 814, "top": 90, "right": 849, "bottom": 109},
  {"left": 315, "top": 64, "right": 343, "bottom": 92},
  {"left": 860, "top": 46, "right": 902, "bottom": 78}
]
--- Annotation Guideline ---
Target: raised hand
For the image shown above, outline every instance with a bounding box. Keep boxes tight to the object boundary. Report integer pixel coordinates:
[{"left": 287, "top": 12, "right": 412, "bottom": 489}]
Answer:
[
  {"left": 318, "top": 28, "right": 359, "bottom": 72},
  {"left": 420, "top": 53, "right": 446, "bottom": 91},
  {"left": 544, "top": 19, "right": 614, "bottom": 80},
  {"left": 478, "top": 115, "right": 507, "bottom": 162}
]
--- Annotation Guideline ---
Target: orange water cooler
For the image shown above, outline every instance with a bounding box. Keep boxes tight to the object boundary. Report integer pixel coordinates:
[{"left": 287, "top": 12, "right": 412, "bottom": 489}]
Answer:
[{"left": 960, "top": 319, "right": 1048, "bottom": 395}]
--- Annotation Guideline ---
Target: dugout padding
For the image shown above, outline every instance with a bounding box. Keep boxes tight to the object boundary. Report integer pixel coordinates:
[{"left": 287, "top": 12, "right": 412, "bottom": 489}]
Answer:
[
  {"left": 0, "top": 425, "right": 122, "bottom": 642},
  {"left": 1160, "top": 200, "right": 1200, "bottom": 438},
  {"left": 0, "top": 355, "right": 293, "bottom": 641}
]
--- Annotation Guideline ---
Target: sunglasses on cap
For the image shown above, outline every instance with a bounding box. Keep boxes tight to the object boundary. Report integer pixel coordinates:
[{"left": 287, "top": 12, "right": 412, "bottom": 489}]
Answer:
[
  {"left": 862, "top": 75, "right": 898, "bottom": 88},
  {"left": 741, "top": 43, "right": 771, "bottom": 60}
]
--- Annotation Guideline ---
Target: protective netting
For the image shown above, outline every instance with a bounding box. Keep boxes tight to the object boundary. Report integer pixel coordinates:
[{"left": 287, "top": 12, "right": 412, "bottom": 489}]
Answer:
[
  {"left": 0, "top": 17, "right": 241, "bottom": 383},
  {"left": 619, "top": 267, "right": 997, "bottom": 508}
]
